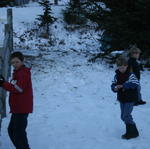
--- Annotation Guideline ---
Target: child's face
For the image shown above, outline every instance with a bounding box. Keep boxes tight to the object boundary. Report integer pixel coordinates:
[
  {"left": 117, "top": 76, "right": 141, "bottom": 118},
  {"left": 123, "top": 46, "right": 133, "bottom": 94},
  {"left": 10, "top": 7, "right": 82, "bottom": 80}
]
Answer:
[
  {"left": 131, "top": 52, "right": 140, "bottom": 59},
  {"left": 11, "top": 57, "right": 23, "bottom": 70},
  {"left": 118, "top": 65, "right": 128, "bottom": 73}
]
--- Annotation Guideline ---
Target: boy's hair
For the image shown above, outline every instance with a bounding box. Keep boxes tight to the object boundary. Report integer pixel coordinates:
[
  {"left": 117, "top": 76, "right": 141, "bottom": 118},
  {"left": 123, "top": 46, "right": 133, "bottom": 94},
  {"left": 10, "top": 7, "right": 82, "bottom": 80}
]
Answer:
[
  {"left": 129, "top": 46, "right": 141, "bottom": 56},
  {"left": 10, "top": 52, "right": 24, "bottom": 61},
  {"left": 116, "top": 56, "right": 128, "bottom": 66}
]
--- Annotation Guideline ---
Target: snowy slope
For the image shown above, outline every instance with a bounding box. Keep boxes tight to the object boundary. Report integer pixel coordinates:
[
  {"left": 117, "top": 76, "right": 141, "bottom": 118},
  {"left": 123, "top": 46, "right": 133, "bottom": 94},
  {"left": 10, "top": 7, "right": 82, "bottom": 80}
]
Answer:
[
  {"left": 0, "top": 1, "right": 150, "bottom": 149},
  {"left": 1, "top": 55, "right": 150, "bottom": 149}
]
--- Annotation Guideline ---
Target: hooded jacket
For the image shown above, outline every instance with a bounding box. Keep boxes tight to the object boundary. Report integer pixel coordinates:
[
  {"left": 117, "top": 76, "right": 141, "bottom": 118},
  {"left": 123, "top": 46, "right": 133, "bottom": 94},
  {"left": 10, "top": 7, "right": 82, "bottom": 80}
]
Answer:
[
  {"left": 111, "top": 70, "right": 139, "bottom": 103},
  {"left": 2, "top": 66, "right": 33, "bottom": 113}
]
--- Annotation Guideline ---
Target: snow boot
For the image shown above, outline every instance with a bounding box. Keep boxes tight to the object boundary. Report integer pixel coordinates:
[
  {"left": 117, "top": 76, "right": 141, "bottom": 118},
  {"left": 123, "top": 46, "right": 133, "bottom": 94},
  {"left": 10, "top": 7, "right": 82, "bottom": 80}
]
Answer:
[
  {"left": 122, "top": 124, "right": 128, "bottom": 139},
  {"left": 122, "top": 124, "right": 139, "bottom": 139},
  {"left": 134, "top": 100, "right": 146, "bottom": 106}
]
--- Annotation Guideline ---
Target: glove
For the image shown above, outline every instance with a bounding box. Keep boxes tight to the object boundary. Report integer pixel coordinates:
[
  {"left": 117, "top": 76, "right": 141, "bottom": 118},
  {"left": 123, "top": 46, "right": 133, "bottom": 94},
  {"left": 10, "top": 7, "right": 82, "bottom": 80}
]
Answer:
[{"left": 0, "top": 75, "right": 5, "bottom": 86}]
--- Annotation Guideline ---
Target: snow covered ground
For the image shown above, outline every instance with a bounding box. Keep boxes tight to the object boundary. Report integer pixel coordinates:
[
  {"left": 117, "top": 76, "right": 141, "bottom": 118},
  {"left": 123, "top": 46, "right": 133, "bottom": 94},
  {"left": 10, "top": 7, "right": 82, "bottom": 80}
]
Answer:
[{"left": 0, "top": 1, "right": 150, "bottom": 149}]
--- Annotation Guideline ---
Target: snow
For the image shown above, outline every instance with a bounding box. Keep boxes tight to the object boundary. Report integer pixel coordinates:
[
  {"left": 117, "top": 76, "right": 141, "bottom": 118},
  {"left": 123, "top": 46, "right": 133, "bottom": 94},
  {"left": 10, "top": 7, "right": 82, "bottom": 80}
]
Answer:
[{"left": 0, "top": 1, "right": 150, "bottom": 149}]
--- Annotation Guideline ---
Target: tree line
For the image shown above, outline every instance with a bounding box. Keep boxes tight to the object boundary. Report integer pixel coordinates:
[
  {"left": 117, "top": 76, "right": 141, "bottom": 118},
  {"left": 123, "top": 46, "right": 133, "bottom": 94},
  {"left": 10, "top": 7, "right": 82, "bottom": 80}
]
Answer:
[{"left": 64, "top": 0, "right": 150, "bottom": 64}]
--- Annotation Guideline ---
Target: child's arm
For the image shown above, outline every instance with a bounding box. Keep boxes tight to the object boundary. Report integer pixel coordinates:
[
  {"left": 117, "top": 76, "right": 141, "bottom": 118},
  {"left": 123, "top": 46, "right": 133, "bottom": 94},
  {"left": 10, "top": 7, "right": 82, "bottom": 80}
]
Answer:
[
  {"left": 111, "top": 75, "right": 118, "bottom": 92},
  {"left": 2, "top": 72, "right": 30, "bottom": 94},
  {"left": 123, "top": 74, "right": 139, "bottom": 89}
]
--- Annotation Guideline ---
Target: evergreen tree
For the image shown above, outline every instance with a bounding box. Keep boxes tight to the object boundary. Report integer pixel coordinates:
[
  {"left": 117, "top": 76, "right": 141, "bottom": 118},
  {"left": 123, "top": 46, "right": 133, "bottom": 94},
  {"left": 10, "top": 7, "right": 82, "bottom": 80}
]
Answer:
[
  {"left": 83, "top": 0, "right": 150, "bottom": 60},
  {"left": 37, "top": 0, "right": 56, "bottom": 34},
  {"left": 70, "top": 0, "right": 80, "bottom": 7},
  {"left": 0, "top": 0, "right": 14, "bottom": 7},
  {"left": 81, "top": 0, "right": 103, "bottom": 27},
  {"left": 63, "top": 0, "right": 86, "bottom": 25}
]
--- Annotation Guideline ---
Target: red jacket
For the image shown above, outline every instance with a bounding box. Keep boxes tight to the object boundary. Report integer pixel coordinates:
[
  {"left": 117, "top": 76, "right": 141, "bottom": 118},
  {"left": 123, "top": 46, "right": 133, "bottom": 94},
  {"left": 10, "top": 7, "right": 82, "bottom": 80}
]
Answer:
[{"left": 2, "top": 66, "right": 33, "bottom": 113}]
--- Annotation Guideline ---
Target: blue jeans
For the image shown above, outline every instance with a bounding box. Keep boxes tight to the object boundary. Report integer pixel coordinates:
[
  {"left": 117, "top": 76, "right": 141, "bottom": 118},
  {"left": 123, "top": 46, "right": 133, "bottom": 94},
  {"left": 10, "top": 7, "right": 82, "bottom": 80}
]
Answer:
[{"left": 120, "top": 102, "right": 135, "bottom": 125}]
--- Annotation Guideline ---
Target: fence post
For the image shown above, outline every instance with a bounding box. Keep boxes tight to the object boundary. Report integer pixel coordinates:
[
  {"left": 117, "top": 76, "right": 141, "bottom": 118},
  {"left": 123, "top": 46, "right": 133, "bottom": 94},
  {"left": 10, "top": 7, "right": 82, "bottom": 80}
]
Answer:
[
  {"left": 0, "top": 8, "right": 13, "bottom": 120},
  {"left": 7, "top": 9, "right": 13, "bottom": 77},
  {"left": 1, "top": 24, "right": 9, "bottom": 118}
]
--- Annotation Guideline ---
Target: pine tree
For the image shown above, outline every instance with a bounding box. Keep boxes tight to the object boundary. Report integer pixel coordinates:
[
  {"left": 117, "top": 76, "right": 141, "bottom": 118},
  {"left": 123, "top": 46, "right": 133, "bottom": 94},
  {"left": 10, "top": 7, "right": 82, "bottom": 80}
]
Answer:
[
  {"left": 103, "top": 0, "right": 150, "bottom": 58},
  {"left": 37, "top": 0, "right": 56, "bottom": 34},
  {"left": 0, "top": 0, "right": 14, "bottom": 7},
  {"left": 81, "top": 0, "right": 103, "bottom": 27},
  {"left": 83, "top": 0, "right": 150, "bottom": 60},
  {"left": 70, "top": 0, "right": 80, "bottom": 7},
  {"left": 63, "top": 0, "right": 86, "bottom": 25}
]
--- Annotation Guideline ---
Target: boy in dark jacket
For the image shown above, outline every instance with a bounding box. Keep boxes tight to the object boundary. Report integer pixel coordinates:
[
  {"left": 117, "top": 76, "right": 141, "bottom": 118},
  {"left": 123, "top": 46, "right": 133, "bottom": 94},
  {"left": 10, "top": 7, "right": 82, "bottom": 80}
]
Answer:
[
  {"left": 128, "top": 46, "right": 146, "bottom": 106},
  {"left": 0, "top": 52, "right": 33, "bottom": 149},
  {"left": 111, "top": 57, "right": 139, "bottom": 139}
]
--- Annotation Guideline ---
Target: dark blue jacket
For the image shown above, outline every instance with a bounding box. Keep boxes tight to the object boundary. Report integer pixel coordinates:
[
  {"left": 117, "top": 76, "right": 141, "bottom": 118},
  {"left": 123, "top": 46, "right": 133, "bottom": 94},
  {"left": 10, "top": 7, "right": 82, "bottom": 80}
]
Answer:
[
  {"left": 111, "top": 70, "right": 139, "bottom": 103},
  {"left": 128, "top": 58, "right": 141, "bottom": 80}
]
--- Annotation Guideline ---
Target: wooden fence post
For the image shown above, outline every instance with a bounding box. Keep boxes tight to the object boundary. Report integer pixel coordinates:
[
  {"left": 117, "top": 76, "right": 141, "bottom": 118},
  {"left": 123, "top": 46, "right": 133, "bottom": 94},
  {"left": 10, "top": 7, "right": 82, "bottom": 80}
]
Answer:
[
  {"left": 0, "top": 8, "right": 13, "bottom": 124},
  {"left": 7, "top": 9, "right": 13, "bottom": 52},
  {"left": 7, "top": 9, "right": 13, "bottom": 76}
]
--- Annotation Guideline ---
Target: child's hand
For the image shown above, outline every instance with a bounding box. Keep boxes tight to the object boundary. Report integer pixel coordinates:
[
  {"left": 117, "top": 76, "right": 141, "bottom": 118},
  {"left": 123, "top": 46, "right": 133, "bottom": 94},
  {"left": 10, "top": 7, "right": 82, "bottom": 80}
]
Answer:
[
  {"left": 116, "top": 85, "right": 123, "bottom": 89},
  {"left": 114, "top": 85, "right": 123, "bottom": 91},
  {"left": 0, "top": 75, "right": 5, "bottom": 86},
  {"left": 114, "top": 86, "right": 119, "bottom": 91}
]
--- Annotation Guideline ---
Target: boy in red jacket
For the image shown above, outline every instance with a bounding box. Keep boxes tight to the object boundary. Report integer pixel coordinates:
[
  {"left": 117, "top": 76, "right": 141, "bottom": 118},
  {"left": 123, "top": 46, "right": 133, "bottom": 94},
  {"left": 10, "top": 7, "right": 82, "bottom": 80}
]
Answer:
[{"left": 0, "top": 52, "right": 33, "bottom": 149}]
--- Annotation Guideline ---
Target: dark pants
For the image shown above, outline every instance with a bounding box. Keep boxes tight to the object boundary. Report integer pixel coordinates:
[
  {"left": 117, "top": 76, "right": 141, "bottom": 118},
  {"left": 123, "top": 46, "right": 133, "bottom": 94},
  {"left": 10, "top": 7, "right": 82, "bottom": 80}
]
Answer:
[
  {"left": 8, "top": 114, "right": 30, "bottom": 149},
  {"left": 137, "top": 84, "right": 142, "bottom": 101},
  {"left": 120, "top": 102, "right": 135, "bottom": 125}
]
